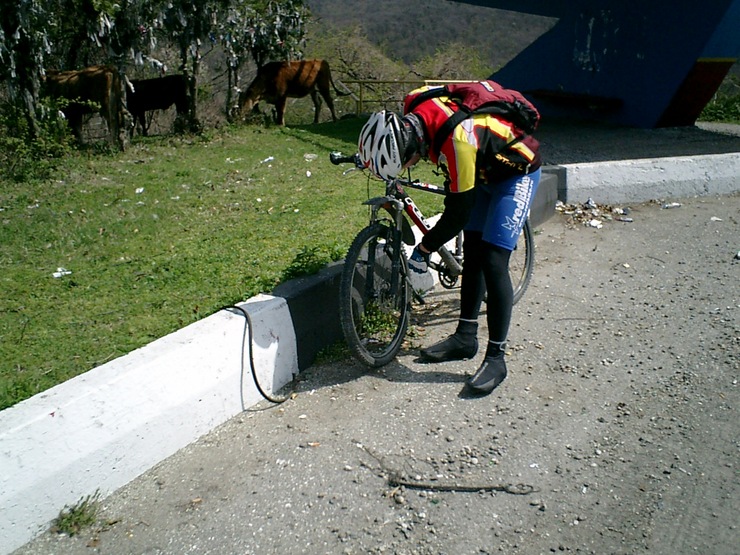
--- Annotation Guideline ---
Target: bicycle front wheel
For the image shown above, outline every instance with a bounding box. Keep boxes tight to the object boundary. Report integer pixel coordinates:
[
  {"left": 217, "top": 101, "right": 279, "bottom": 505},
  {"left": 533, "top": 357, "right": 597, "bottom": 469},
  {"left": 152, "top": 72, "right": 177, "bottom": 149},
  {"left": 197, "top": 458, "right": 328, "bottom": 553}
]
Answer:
[
  {"left": 510, "top": 219, "right": 535, "bottom": 305},
  {"left": 339, "top": 223, "right": 410, "bottom": 367}
]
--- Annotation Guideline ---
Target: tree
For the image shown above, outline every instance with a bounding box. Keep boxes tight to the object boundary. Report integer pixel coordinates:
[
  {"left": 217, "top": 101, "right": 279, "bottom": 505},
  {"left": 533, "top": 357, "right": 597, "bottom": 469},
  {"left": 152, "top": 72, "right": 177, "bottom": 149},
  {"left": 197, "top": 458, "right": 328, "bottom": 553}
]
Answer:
[
  {"left": 219, "top": 2, "right": 254, "bottom": 118},
  {"left": 2, "top": 0, "right": 165, "bottom": 144},
  {"left": 160, "top": 0, "right": 231, "bottom": 131},
  {"left": 2, "top": 0, "right": 310, "bottom": 140},
  {"left": 92, "top": 0, "right": 164, "bottom": 69},
  {"left": 44, "top": 0, "right": 104, "bottom": 69},
  {"left": 246, "top": 0, "right": 307, "bottom": 70},
  {"left": 411, "top": 42, "right": 490, "bottom": 81},
  {"left": 1, "top": 0, "right": 52, "bottom": 139}
]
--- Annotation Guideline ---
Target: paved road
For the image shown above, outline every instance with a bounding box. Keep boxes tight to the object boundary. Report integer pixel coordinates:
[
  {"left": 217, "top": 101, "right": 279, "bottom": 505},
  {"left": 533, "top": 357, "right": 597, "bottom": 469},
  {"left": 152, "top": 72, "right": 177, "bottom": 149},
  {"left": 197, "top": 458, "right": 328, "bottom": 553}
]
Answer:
[{"left": 14, "top": 193, "right": 739, "bottom": 555}]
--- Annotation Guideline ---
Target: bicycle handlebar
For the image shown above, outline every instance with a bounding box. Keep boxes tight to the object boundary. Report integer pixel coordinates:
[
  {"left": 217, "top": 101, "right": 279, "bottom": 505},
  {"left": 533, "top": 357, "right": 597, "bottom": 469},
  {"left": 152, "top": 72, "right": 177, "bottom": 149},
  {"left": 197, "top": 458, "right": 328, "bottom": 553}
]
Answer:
[
  {"left": 329, "top": 151, "right": 361, "bottom": 167},
  {"left": 330, "top": 151, "right": 447, "bottom": 196}
]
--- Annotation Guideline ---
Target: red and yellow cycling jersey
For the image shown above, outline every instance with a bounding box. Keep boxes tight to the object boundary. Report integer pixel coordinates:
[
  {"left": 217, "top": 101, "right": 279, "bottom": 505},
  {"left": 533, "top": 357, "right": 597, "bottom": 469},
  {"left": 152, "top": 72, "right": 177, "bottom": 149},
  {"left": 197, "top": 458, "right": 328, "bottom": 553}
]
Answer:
[{"left": 404, "top": 85, "right": 542, "bottom": 193}]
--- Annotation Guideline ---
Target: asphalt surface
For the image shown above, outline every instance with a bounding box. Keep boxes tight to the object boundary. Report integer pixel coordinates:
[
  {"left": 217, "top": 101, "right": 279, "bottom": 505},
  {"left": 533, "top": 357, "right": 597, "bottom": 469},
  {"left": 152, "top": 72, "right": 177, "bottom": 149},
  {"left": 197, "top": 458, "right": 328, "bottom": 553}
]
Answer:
[
  {"left": 535, "top": 119, "right": 740, "bottom": 165},
  {"left": 14, "top": 187, "right": 739, "bottom": 554}
]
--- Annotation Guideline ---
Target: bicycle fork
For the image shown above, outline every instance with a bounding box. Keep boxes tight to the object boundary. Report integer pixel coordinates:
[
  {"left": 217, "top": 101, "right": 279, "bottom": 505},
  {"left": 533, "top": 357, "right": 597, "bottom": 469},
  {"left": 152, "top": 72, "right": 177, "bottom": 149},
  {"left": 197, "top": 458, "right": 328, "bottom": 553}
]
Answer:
[{"left": 363, "top": 197, "right": 408, "bottom": 300}]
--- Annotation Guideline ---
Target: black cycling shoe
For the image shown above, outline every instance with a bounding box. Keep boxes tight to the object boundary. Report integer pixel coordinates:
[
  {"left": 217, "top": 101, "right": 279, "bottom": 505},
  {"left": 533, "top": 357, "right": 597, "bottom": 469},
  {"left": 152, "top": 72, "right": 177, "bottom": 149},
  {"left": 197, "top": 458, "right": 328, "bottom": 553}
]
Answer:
[
  {"left": 466, "top": 355, "right": 507, "bottom": 394},
  {"left": 419, "top": 333, "right": 478, "bottom": 362}
]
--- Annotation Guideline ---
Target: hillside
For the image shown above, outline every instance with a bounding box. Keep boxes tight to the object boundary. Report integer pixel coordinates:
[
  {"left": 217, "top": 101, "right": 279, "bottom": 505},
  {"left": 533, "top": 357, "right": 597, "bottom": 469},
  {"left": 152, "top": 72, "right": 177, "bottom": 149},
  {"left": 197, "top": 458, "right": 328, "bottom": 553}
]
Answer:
[
  {"left": 127, "top": 1, "right": 557, "bottom": 128},
  {"left": 305, "top": 0, "right": 556, "bottom": 72}
]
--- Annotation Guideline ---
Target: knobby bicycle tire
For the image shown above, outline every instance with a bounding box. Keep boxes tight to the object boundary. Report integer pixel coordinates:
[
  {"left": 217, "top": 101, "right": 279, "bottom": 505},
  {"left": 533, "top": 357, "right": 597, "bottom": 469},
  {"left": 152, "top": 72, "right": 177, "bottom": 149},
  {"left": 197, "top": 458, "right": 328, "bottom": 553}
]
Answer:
[
  {"left": 511, "top": 219, "right": 534, "bottom": 305},
  {"left": 339, "top": 223, "right": 410, "bottom": 367}
]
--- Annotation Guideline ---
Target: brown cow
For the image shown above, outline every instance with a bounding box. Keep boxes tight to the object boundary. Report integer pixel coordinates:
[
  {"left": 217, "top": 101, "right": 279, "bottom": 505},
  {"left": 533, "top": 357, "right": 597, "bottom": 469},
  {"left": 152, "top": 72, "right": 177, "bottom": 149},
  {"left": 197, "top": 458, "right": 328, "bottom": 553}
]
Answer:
[
  {"left": 44, "top": 65, "right": 128, "bottom": 149},
  {"left": 127, "top": 74, "right": 189, "bottom": 136},
  {"left": 238, "top": 60, "right": 349, "bottom": 125}
]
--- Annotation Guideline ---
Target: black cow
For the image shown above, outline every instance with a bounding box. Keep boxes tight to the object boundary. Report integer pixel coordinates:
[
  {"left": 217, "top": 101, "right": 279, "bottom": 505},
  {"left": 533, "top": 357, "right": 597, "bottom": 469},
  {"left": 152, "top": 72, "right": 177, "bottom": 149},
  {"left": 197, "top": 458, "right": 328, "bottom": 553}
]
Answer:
[{"left": 126, "top": 74, "right": 189, "bottom": 136}]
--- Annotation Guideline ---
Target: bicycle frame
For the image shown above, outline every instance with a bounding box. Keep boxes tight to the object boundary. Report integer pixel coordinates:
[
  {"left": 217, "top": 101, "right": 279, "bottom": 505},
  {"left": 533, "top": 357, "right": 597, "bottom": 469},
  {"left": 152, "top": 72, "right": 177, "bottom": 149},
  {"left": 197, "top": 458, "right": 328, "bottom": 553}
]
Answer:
[
  {"left": 329, "top": 150, "right": 463, "bottom": 284},
  {"left": 365, "top": 175, "right": 464, "bottom": 280}
]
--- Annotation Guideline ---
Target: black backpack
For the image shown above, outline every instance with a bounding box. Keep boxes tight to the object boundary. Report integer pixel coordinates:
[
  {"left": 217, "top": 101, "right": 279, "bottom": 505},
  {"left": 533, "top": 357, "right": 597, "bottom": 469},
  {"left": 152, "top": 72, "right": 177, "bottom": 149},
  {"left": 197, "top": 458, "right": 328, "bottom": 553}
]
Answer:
[{"left": 404, "top": 80, "right": 540, "bottom": 158}]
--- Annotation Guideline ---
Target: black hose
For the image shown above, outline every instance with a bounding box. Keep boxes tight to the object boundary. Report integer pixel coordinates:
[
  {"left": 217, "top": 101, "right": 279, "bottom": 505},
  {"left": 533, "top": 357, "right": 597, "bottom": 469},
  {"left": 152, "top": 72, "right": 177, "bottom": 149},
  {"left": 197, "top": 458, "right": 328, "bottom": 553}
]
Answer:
[{"left": 225, "top": 304, "right": 292, "bottom": 405}]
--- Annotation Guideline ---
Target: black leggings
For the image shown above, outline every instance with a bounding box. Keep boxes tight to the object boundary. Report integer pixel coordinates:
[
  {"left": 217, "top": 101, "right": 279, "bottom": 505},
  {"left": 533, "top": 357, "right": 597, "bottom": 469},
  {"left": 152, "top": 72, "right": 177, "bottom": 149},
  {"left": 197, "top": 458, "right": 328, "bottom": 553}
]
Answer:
[{"left": 459, "top": 230, "right": 512, "bottom": 344}]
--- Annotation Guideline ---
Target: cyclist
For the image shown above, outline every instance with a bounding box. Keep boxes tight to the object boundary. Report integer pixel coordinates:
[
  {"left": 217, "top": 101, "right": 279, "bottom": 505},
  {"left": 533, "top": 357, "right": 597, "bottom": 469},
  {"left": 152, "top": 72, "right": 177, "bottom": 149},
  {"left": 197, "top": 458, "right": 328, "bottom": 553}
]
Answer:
[{"left": 357, "top": 84, "right": 541, "bottom": 396}]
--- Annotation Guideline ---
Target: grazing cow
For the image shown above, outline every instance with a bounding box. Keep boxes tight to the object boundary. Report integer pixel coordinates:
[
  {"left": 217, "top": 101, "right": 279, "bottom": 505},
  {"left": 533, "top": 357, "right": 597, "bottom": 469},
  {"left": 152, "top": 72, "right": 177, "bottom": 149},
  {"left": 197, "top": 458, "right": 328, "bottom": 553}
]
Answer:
[
  {"left": 238, "top": 59, "right": 349, "bottom": 125},
  {"left": 44, "top": 65, "right": 128, "bottom": 149},
  {"left": 127, "top": 74, "right": 189, "bottom": 136}
]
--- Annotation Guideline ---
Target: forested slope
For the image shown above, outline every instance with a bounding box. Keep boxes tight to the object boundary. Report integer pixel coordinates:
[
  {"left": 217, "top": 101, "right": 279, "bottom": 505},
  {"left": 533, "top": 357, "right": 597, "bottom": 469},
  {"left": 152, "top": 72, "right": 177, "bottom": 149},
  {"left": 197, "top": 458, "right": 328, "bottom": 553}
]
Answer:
[{"left": 306, "top": 0, "right": 556, "bottom": 71}]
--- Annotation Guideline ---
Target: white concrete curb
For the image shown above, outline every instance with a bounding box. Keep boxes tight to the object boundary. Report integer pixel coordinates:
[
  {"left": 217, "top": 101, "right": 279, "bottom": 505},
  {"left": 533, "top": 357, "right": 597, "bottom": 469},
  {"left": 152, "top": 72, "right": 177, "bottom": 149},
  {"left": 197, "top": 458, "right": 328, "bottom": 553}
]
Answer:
[
  {"left": 562, "top": 152, "right": 740, "bottom": 204},
  {"left": 0, "top": 295, "right": 298, "bottom": 554}
]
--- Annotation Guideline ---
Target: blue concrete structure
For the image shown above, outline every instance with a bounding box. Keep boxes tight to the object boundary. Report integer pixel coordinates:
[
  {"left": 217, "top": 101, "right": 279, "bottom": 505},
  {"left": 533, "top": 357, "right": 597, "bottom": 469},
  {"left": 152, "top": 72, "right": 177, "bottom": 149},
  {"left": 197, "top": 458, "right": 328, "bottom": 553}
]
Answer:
[{"left": 454, "top": 1, "right": 740, "bottom": 127}]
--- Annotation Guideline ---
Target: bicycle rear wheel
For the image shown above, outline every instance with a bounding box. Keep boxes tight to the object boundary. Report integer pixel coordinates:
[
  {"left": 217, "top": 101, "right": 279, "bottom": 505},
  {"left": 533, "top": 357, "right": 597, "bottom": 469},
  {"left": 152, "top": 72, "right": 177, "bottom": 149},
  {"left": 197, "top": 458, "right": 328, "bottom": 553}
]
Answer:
[
  {"left": 510, "top": 219, "right": 535, "bottom": 304},
  {"left": 339, "top": 223, "right": 410, "bottom": 367}
]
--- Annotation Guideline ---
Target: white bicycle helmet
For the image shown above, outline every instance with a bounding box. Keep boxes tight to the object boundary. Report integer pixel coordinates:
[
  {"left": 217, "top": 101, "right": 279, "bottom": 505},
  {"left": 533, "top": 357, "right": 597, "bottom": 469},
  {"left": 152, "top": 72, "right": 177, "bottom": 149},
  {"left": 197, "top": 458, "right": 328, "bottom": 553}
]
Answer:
[{"left": 358, "top": 111, "right": 406, "bottom": 180}]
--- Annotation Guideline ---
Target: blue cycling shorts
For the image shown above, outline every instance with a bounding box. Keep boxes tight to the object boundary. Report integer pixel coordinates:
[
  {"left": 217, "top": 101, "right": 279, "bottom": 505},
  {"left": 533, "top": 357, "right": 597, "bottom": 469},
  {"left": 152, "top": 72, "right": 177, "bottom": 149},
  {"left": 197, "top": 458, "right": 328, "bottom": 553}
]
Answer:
[{"left": 464, "top": 168, "right": 541, "bottom": 251}]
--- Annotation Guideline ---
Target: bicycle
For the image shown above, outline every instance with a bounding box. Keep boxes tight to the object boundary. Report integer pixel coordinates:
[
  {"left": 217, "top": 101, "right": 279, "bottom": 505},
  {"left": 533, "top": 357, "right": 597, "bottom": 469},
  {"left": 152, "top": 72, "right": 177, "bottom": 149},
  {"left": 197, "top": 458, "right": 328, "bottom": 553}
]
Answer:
[{"left": 329, "top": 151, "right": 534, "bottom": 367}]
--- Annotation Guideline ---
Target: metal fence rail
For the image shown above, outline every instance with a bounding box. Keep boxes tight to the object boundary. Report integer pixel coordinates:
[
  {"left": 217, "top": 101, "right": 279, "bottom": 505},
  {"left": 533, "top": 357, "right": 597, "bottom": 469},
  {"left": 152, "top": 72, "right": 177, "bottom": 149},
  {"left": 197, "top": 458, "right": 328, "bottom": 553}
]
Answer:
[{"left": 338, "top": 79, "right": 477, "bottom": 114}]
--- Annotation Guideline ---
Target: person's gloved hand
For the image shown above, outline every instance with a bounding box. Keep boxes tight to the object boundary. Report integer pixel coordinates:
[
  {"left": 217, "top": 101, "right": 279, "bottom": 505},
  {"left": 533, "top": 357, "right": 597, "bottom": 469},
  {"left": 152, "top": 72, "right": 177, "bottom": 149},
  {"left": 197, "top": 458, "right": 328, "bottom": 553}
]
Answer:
[{"left": 409, "top": 245, "right": 430, "bottom": 274}]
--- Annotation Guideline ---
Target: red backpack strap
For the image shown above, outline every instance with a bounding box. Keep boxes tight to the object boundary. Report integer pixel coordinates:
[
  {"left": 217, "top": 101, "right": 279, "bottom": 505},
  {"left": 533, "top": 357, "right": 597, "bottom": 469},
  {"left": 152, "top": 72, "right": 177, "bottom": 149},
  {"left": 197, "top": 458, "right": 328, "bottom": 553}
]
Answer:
[{"left": 404, "top": 85, "right": 449, "bottom": 114}]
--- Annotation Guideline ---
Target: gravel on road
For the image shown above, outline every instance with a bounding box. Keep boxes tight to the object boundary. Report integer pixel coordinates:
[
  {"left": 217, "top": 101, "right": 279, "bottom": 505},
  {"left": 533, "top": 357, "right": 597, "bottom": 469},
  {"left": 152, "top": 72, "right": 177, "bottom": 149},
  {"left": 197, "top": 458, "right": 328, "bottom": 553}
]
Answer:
[{"left": 14, "top": 193, "right": 739, "bottom": 555}]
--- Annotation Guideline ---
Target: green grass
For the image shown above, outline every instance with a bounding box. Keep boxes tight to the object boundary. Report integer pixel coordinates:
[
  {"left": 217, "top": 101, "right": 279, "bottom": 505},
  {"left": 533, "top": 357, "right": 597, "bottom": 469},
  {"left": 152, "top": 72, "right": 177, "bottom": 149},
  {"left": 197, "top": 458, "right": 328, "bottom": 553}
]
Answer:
[
  {"left": 51, "top": 491, "right": 101, "bottom": 536},
  {"left": 0, "top": 118, "right": 445, "bottom": 409},
  {"left": 700, "top": 75, "right": 740, "bottom": 124}
]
